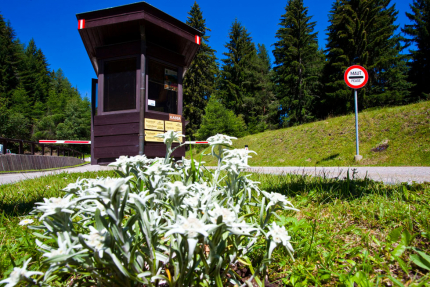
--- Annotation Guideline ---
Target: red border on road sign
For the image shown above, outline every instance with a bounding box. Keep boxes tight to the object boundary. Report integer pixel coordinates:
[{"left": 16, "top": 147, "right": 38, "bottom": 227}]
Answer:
[{"left": 344, "top": 65, "right": 368, "bottom": 89}]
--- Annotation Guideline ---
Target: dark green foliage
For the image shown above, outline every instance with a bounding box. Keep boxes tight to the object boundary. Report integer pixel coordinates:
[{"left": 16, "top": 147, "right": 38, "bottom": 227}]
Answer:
[
  {"left": 218, "top": 19, "right": 256, "bottom": 116},
  {"left": 183, "top": 2, "right": 218, "bottom": 140},
  {"left": 273, "top": 0, "right": 323, "bottom": 126},
  {"left": 402, "top": 0, "right": 430, "bottom": 99},
  {"left": 196, "top": 96, "right": 247, "bottom": 139},
  {"left": 245, "top": 44, "right": 279, "bottom": 133},
  {"left": 0, "top": 13, "right": 90, "bottom": 143},
  {"left": 0, "top": 14, "right": 22, "bottom": 101},
  {"left": 218, "top": 20, "right": 278, "bottom": 133},
  {"left": 322, "top": 0, "right": 412, "bottom": 117}
]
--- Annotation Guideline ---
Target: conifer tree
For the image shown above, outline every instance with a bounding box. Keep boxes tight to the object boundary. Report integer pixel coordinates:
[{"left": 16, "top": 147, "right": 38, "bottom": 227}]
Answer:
[
  {"left": 273, "top": 0, "right": 323, "bottom": 126},
  {"left": 322, "top": 0, "right": 411, "bottom": 117},
  {"left": 196, "top": 97, "right": 247, "bottom": 139},
  {"left": 245, "top": 44, "right": 279, "bottom": 132},
  {"left": 218, "top": 19, "right": 256, "bottom": 116},
  {"left": 183, "top": 2, "right": 217, "bottom": 140},
  {"left": 0, "top": 14, "right": 23, "bottom": 101},
  {"left": 402, "top": 0, "right": 430, "bottom": 98}
]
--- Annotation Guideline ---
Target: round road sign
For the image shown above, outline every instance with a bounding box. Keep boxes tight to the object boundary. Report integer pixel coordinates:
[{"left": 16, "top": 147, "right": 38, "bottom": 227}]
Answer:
[{"left": 344, "top": 65, "right": 368, "bottom": 89}]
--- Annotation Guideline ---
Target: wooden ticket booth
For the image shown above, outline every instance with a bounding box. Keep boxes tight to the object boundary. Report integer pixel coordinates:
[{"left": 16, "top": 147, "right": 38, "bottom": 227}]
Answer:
[{"left": 76, "top": 2, "right": 202, "bottom": 164}]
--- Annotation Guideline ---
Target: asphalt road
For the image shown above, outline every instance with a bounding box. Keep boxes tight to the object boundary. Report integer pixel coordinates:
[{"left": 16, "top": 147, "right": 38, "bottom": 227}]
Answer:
[{"left": 0, "top": 164, "right": 429, "bottom": 185}]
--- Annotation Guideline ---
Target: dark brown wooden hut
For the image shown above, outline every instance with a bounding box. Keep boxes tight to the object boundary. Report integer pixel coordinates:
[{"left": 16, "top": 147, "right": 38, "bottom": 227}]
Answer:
[{"left": 77, "top": 2, "right": 202, "bottom": 164}]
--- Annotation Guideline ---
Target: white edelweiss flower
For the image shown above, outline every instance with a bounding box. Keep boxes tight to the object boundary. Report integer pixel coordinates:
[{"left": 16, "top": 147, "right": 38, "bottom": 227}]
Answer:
[
  {"left": 108, "top": 156, "right": 131, "bottom": 172},
  {"left": 155, "top": 131, "right": 184, "bottom": 144},
  {"left": 266, "top": 222, "right": 294, "bottom": 259},
  {"left": 165, "top": 181, "right": 190, "bottom": 198},
  {"left": 267, "top": 223, "right": 292, "bottom": 249},
  {"left": 165, "top": 213, "right": 213, "bottom": 238},
  {"left": 35, "top": 194, "right": 76, "bottom": 220},
  {"left": 262, "top": 191, "right": 298, "bottom": 211},
  {"left": 228, "top": 221, "right": 258, "bottom": 236},
  {"left": 183, "top": 195, "right": 201, "bottom": 209},
  {"left": 207, "top": 134, "right": 237, "bottom": 146},
  {"left": 40, "top": 232, "right": 85, "bottom": 259},
  {"left": 220, "top": 157, "right": 249, "bottom": 175},
  {"left": 142, "top": 162, "right": 175, "bottom": 177},
  {"left": 223, "top": 148, "right": 256, "bottom": 162},
  {"left": 19, "top": 219, "right": 34, "bottom": 226},
  {"left": 82, "top": 226, "right": 108, "bottom": 258},
  {"left": 0, "top": 257, "right": 43, "bottom": 287},
  {"left": 208, "top": 203, "right": 238, "bottom": 225}
]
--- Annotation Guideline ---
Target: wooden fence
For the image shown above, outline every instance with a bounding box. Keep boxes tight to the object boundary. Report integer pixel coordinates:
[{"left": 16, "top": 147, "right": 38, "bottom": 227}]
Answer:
[
  {"left": 0, "top": 137, "right": 86, "bottom": 172},
  {"left": 0, "top": 155, "right": 85, "bottom": 172},
  {"left": 0, "top": 137, "right": 84, "bottom": 159}
]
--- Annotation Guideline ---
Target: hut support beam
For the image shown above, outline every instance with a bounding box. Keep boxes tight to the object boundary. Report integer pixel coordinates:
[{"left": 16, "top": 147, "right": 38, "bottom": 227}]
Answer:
[{"left": 139, "top": 24, "right": 147, "bottom": 155}]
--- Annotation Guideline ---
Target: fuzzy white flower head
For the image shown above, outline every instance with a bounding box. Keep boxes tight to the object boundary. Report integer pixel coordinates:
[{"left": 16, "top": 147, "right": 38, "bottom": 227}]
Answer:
[
  {"left": 142, "top": 162, "right": 175, "bottom": 177},
  {"left": 223, "top": 148, "right": 256, "bottom": 161},
  {"left": 165, "top": 213, "right": 213, "bottom": 238},
  {"left": 208, "top": 203, "right": 238, "bottom": 225},
  {"left": 165, "top": 181, "right": 189, "bottom": 198},
  {"left": 108, "top": 156, "right": 131, "bottom": 172},
  {"left": 39, "top": 232, "right": 85, "bottom": 259},
  {"left": 262, "top": 191, "right": 298, "bottom": 211},
  {"left": 0, "top": 257, "right": 43, "bottom": 287},
  {"left": 155, "top": 131, "right": 184, "bottom": 144},
  {"left": 82, "top": 226, "right": 108, "bottom": 258},
  {"left": 220, "top": 157, "right": 249, "bottom": 175},
  {"left": 207, "top": 134, "right": 237, "bottom": 146},
  {"left": 19, "top": 219, "right": 34, "bottom": 226},
  {"left": 183, "top": 195, "right": 201, "bottom": 209},
  {"left": 267, "top": 222, "right": 294, "bottom": 254},
  {"left": 35, "top": 194, "right": 75, "bottom": 220}
]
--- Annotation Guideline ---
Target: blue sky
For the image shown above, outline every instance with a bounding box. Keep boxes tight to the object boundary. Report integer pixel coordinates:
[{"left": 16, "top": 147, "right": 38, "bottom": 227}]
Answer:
[{"left": 1, "top": 0, "right": 414, "bottom": 98}]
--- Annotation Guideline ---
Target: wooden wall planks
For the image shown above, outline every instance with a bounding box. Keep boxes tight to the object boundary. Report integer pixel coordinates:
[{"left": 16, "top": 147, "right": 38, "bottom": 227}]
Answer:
[{"left": 0, "top": 155, "right": 85, "bottom": 172}]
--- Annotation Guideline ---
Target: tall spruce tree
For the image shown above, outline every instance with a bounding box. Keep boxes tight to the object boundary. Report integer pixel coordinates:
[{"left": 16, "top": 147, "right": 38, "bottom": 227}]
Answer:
[
  {"left": 245, "top": 44, "right": 279, "bottom": 132},
  {"left": 273, "top": 0, "right": 323, "bottom": 126},
  {"left": 218, "top": 19, "right": 256, "bottom": 117},
  {"left": 0, "top": 14, "right": 23, "bottom": 101},
  {"left": 183, "top": 2, "right": 217, "bottom": 140},
  {"left": 402, "top": 0, "right": 430, "bottom": 98},
  {"left": 322, "top": 0, "right": 411, "bottom": 117}
]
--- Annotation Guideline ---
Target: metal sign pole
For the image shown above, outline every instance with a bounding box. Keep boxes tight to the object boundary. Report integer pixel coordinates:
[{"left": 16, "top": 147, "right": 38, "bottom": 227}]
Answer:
[{"left": 354, "top": 89, "right": 359, "bottom": 156}]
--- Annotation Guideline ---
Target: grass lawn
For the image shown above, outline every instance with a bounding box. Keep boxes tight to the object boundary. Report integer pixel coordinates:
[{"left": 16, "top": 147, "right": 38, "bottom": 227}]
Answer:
[
  {"left": 1, "top": 170, "right": 429, "bottom": 286},
  {"left": 188, "top": 101, "right": 430, "bottom": 167}
]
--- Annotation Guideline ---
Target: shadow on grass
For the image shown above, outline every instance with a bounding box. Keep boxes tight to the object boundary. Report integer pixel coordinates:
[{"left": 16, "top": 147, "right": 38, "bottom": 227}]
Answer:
[
  {"left": 249, "top": 171, "right": 427, "bottom": 204},
  {"left": 315, "top": 153, "right": 340, "bottom": 164},
  {"left": 0, "top": 186, "right": 64, "bottom": 217}
]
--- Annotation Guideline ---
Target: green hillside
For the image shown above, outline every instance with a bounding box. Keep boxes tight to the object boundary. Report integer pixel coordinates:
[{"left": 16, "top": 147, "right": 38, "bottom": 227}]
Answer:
[{"left": 189, "top": 101, "right": 430, "bottom": 166}]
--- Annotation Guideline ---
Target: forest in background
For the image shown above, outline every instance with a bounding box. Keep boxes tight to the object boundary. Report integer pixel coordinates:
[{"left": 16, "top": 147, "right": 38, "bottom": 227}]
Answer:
[
  {"left": 184, "top": 0, "right": 430, "bottom": 140},
  {"left": 1, "top": 0, "right": 429, "bottom": 145},
  {"left": 0, "top": 14, "right": 90, "bottom": 152}
]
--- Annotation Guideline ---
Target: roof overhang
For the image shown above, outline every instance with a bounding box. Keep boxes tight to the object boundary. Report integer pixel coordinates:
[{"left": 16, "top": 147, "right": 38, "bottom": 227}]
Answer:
[{"left": 76, "top": 2, "right": 203, "bottom": 74}]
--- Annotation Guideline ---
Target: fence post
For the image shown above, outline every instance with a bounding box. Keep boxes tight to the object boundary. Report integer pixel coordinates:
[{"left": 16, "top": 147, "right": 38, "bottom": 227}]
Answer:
[
  {"left": 41, "top": 144, "right": 45, "bottom": 156},
  {"left": 50, "top": 146, "right": 53, "bottom": 156},
  {"left": 19, "top": 141, "right": 23, "bottom": 154},
  {"left": 31, "top": 143, "right": 35, "bottom": 155},
  {"left": 1, "top": 140, "right": 6, "bottom": 154}
]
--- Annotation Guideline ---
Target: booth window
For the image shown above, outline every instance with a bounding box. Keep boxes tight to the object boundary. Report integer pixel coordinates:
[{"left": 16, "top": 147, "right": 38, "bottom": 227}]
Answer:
[
  {"left": 103, "top": 57, "right": 136, "bottom": 112},
  {"left": 148, "top": 60, "right": 178, "bottom": 114}
]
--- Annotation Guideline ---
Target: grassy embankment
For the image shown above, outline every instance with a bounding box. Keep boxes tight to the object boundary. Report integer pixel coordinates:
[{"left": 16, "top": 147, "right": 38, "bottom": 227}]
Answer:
[
  {"left": 1, "top": 170, "right": 429, "bottom": 285},
  {"left": 189, "top": 101, "right": 430, "bottom": 166}
]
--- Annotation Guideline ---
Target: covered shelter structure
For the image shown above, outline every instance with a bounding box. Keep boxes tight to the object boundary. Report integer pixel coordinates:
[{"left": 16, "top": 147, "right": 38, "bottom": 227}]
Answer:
[{"left": 76, "top": 2, "right": 202, "bottom": 164}]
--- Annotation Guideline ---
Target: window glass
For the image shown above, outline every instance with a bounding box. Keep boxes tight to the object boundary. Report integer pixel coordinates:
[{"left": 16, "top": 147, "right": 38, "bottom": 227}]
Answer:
[
  {"left": 104, "top": 58, "right": 136, "bottom": 112},
  {"left": 148, "top": 60, "right": 178, "bottom": 114}
]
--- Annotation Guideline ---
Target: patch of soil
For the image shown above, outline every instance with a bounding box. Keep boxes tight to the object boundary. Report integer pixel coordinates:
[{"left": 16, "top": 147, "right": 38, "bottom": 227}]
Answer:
[{"left": 371, "top": 143, "right": 389, "bottom": 152}]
